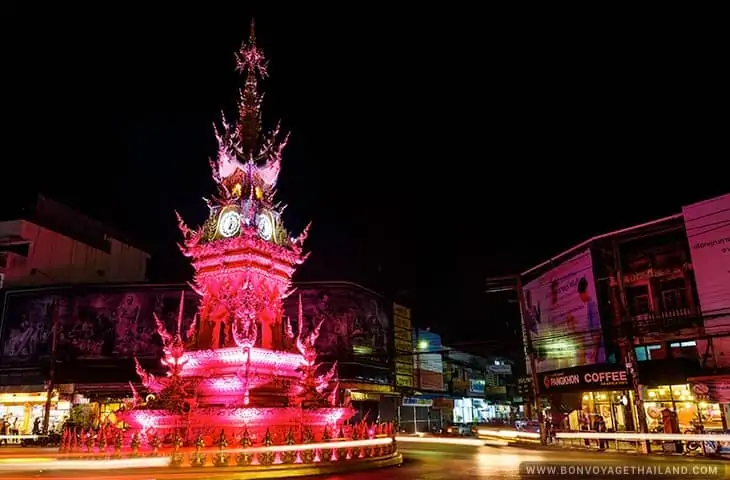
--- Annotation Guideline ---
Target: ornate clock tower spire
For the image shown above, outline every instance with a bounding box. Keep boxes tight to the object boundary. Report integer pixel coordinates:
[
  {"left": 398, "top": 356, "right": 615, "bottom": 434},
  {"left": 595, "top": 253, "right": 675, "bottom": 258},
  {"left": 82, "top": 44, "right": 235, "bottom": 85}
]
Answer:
[
  {"left": 177, "top": 20, "right": 309, "bottom": 351},
  {"left": 235, "top": 20, "right": 268, "bottom": 158}
]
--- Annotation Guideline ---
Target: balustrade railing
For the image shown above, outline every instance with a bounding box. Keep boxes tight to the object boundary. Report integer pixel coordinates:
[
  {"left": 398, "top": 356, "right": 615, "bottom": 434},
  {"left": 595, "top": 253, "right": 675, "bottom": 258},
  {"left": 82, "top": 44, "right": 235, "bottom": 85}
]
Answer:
[{"left": 56, "top": 422, "right": 398, "bottom": 468}]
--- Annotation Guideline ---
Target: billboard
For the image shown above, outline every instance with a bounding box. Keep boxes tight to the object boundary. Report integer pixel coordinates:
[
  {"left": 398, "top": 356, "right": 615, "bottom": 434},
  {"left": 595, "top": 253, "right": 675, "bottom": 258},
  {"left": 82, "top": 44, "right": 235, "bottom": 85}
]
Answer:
[
  {"left": 683, "top": 193, "right": 730, "bottom": 335},
  {"left": 415, "top": 329, "right": 444, "bottom": 391},
  {"left": 282, "top": 282, "right": 390, "bottom": 364},
  {"left": 522, "top": 249, "right": 604, "bottom": 373},
  {"left": 392, "top": 303, "right": 414, "bottom": 388},
  {"left": 0, "top": 284, "right": 197, "bottom": 367}
]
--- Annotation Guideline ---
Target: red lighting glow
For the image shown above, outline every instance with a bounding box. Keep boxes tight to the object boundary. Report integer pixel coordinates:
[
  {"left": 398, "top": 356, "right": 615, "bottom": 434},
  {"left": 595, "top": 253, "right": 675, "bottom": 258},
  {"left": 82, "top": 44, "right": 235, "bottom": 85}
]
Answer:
[{"left": 110, "top": 21, "right": 357, "bottom": 446}]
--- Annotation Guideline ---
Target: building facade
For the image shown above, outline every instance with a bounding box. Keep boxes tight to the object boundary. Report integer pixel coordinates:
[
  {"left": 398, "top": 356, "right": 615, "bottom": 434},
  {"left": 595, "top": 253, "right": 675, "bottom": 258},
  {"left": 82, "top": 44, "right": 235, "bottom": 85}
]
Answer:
[
  {"left": 444, "top": 350, "right": 515, "bottom": 425},
  {"left": 397, "top": 328, "right": 517, "bottom": 433},
  {"left": 519, "top": 192, "right": 730, "bottom": 434},
  {"left": 0, "top": 280, "right": 399, "bottom": 433},
  {"left": 0, "top": 195, "right": 149, "bottom": 289},
  {"left": 281, "top": 281, "right": 398, "bottom": 423}
]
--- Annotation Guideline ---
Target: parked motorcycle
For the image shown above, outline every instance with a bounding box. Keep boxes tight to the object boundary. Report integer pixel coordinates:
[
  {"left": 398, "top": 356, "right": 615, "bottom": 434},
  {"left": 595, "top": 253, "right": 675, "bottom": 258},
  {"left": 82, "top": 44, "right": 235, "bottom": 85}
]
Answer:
[{"left": 20, "top": 432, "right": 61, "bottom": 448}]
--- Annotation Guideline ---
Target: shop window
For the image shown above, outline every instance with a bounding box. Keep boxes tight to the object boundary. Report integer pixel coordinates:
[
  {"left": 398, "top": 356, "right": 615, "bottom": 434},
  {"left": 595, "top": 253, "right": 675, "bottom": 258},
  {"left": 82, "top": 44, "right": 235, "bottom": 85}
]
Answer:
[
  {"left": 643, "top": 384, "right": 724, "bottom": 433},
  {"left": 634, "top": 344, "right": 662, "bottom": 361},
  {"left": 669, "top": 340, "right": 698, "bottom": 360},
  {"left": 645, "top": 386, "right": 672, "bottom": 402},
  {"left": 670, "top": 384, "right": 692, "bottom": 401},
  {"left": 453, "top": 398, "right": 474, "bottom": 424}
]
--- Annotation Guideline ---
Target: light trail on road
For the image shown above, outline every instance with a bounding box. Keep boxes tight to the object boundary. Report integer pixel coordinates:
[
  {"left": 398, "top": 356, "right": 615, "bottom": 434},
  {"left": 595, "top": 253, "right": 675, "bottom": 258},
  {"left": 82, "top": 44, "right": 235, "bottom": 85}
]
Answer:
[{"left": 1, "top": 441, "right": 726, "bottom": 479}]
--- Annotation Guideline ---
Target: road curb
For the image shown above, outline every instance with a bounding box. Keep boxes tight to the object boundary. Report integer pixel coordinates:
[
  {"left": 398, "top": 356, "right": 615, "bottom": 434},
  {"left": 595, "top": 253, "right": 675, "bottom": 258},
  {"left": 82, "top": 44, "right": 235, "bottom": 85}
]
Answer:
[{"left": 507, "top": 441, "right": 728, "bottom": 463}]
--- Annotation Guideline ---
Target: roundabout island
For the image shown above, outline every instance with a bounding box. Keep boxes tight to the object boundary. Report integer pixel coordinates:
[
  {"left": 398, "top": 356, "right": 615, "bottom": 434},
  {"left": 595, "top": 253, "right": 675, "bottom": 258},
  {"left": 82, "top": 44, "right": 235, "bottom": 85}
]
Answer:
[{"left": 41, "top": 21, "right": 401, "bottom": 478}]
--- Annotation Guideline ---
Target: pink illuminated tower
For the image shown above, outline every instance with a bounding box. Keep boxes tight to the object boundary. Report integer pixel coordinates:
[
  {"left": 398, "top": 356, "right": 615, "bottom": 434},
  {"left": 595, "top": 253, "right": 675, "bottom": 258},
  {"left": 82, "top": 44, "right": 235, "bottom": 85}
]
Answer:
[
  {"left": 125, "top": 22, "right": 349, "bottom": 435},
  {"left": 179, "top": 23, "right": 309, "bottom": 353}
]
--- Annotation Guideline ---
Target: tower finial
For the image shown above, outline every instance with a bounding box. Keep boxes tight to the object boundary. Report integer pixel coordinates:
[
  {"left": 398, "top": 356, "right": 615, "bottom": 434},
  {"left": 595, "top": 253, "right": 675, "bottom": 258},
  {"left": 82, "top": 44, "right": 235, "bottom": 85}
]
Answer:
[
  {"left": 249, "top": 18, "right": 256, "bottom": 43},
  {"left": 235, "top": 19, "right": 268, "bottom": 79}
]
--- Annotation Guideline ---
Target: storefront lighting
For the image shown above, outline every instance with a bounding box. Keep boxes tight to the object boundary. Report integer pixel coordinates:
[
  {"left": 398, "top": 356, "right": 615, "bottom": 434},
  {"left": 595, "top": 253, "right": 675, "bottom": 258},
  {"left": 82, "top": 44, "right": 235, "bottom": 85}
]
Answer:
[{"left": 0, "top": 393, "right": 58, "bottom": 404}]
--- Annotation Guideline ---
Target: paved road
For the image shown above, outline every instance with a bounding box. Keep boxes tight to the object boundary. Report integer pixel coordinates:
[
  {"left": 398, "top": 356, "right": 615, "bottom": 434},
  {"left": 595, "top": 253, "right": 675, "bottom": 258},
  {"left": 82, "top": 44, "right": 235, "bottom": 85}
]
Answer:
[
  {"left": 1, "top": 443, "right": 727, "bottom": 479},
  {"left": 321, "top": 443, "right": 728, "bottom": 479}
]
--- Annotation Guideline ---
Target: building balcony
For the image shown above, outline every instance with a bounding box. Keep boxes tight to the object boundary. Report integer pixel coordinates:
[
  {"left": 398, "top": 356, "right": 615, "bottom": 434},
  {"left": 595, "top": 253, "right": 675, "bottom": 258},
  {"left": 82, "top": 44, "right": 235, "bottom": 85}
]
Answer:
[{"left": 630, "top": 308, "right": 703, "bottom": 336}]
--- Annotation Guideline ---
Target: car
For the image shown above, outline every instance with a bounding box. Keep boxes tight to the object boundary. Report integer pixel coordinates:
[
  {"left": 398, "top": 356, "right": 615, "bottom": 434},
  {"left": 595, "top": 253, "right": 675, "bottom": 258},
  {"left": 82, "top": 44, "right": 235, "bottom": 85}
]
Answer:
[
  {"left": 444, "top": 423, "right": 471, "bottom": 436},
  {"left": 515, "top": 420, "right": 540, "bottom": 433}
]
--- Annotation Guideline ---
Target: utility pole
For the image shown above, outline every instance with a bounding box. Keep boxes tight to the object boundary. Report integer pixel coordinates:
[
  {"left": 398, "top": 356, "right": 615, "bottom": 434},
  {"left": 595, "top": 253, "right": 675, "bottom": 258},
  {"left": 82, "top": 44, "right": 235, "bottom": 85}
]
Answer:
[
  {"left": 42, "top": 299, "right": 60, "bottom": 434},
  {"left": 486, "top": 276, "right": 546, "bottom": 446},
  {"left": 612, "top": 241, "right": 650, "bottom": 454}
]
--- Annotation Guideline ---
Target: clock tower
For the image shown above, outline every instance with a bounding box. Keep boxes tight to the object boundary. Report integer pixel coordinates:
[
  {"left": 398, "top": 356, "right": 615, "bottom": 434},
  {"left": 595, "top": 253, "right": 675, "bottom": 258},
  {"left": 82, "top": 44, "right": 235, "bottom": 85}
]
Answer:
[{"left": 177, "top": 23, "right": 309, "bottom": 351}]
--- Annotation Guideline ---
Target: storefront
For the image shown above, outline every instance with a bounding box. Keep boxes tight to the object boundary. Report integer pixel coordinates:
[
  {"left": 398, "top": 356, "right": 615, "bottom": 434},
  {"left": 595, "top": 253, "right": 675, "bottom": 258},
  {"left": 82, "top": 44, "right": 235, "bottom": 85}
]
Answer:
[
  {"left": 453, "top": 397, "right": 485, "bottom": 424},
  {"left": 68, "top": 393, "right": 130, "bottom": 429},
  {"left": 688, "top": 375, "right": 730, "bottom": 431},
  {"left": 432, "top": 397, "right": 453, "bottom": 426},
  {"left": 644, "top": 382, "right": 724, "bottom": 432},
  {"left": 0, "top": 388, "right": 71, "bottom": 434},
  {"left": 452, "top": 378, "right": 487, "bottom": 424},
  {"left": 578, "top": 390, "right": 633, "bottom": 431},
  {"left": 399, "top": 396, "right": 433, "bottom": 433},
  {"left": 539, "top": 363, "right": 636, "bottom": 431},
  {"left": 451, "top": 397, "right": 512, "bottom": 424},
  {"left": 343, "top": 382, "right": 399, "bottom": 424}
]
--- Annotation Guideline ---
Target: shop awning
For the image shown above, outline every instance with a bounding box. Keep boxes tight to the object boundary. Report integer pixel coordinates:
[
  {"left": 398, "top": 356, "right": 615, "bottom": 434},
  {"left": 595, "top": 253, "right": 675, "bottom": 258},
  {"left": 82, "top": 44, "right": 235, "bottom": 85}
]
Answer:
[
  {"left": 0, "top": 385, "right": 45, "bottom": 394},
  {"left": 73, "top": 383, "right": 144, "bottom": 399},
  {"left": 340, "top": 382, "right": 395, "bottom": 394},
  {"left": 637, "top": 358, "right": 702, "bottom": 386},
  {"left": 414, "top": 393, "right": 451, "bottom": 400}
]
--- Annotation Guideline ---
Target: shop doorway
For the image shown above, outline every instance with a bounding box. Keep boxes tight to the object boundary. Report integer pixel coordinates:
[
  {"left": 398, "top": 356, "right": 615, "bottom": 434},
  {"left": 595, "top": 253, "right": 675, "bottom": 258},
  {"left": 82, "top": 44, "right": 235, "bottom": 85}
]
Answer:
[{"left": 569, "top": 391, "right": 632, "bottom": 431}]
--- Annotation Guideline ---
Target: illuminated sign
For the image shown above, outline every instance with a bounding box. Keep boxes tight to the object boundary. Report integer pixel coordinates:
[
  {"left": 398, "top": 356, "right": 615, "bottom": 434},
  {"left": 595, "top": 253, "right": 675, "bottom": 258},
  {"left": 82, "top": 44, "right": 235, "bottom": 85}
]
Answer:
[
  {"left": 469, "top": 379, "right": 485, "bottom": 394},
  {"left": 539, "top": 364, "right": 631, "bottom": 393},
  {"left": 402, "top": 397, "right": 432, "bottom": 407}
]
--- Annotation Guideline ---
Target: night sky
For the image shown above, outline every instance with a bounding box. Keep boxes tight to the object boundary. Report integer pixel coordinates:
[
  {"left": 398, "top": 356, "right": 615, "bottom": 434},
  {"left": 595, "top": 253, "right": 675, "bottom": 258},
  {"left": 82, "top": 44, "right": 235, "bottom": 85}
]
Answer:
[{"left": 4, "top": 8, "right": 727, "bottom": 352}]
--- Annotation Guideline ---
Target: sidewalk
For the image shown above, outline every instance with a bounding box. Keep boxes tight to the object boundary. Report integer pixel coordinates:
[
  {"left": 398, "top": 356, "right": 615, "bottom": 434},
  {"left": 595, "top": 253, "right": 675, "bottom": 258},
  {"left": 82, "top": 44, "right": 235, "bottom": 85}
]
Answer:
[
  {"left": 398, "top": 433, "right": 728, "bottom": 462},
  {"left": 509, "top": 438, "right": 728, "bottom": 462}
]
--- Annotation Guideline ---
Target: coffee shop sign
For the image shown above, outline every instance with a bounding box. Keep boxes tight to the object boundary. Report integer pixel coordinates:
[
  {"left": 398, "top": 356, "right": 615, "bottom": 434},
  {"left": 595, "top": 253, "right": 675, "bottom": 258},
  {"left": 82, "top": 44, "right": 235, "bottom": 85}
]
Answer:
[{"left": 543, "top": 370, "right": 629, "bottom": 391}]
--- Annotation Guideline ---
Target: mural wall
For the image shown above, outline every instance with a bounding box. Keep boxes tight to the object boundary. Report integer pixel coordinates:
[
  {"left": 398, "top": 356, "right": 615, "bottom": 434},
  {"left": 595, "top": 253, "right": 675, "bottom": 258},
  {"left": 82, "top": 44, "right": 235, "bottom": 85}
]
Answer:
[
  {"left": 0, "top": 281, "right": 391, "bottom": 373},
  {"left": 0, "top": 284, "right": 197, "bottom": 367},
  {"left": 282, "top": 282, "right": 390, "bottom": 365}
]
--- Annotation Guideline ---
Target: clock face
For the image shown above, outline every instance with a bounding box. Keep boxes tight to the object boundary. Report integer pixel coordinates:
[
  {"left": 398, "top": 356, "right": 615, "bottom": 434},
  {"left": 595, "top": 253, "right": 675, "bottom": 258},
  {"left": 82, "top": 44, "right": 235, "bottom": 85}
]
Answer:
[
  {"left": 256, "top": 212, "right": 274, "bottom": 241},
  {"left": 218, "top": 210, "right": 241, "bottom": 238}
]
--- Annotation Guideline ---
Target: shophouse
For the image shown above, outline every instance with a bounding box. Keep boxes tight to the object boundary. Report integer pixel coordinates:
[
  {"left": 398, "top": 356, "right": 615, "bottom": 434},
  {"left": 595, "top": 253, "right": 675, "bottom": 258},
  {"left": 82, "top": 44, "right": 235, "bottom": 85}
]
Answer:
[{"left": 517, "top": 192, "right": 730, "bottom": 434}]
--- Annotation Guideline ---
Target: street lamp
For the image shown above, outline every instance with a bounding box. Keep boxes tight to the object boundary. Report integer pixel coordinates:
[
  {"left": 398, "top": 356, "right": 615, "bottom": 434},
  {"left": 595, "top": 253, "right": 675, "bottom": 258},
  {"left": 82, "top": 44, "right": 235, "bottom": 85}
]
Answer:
[{"left": 418, "top": 339, "right": 429, "bottom": 350}]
